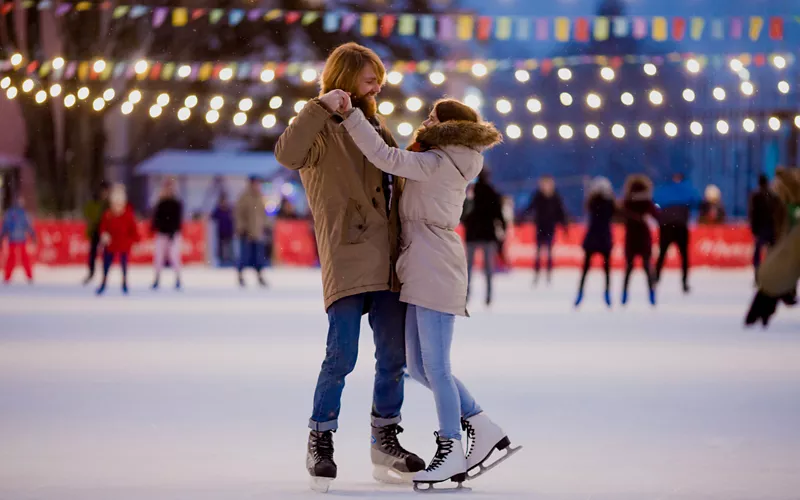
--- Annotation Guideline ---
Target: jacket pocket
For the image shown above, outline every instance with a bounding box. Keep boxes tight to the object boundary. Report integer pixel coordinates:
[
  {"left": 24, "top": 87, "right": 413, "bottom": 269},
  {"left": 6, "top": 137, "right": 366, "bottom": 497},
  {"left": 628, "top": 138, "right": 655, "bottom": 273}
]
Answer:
[{"left": 344, "top": 198, "right": 368, "bottom": 244}]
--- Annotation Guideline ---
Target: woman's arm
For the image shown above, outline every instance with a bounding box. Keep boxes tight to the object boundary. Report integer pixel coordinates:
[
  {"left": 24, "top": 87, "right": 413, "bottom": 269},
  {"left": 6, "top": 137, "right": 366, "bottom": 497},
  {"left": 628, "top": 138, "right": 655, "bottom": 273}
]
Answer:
[{"left": 342, "top": 109, "right": 440, "bottom": 182}]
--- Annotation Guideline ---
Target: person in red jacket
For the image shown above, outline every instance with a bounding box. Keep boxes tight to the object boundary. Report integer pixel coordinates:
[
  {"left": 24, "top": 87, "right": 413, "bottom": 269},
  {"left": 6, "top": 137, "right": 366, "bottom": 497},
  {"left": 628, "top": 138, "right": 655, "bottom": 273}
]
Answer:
[{"left": 96, "top": 183, "right": 139, "bottom": 295}]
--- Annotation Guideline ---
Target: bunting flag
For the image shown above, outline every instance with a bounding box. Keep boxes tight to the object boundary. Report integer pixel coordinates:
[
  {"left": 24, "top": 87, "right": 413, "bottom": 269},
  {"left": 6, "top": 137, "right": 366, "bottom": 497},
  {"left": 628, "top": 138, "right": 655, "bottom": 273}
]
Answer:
[
  {"left": 0, "top": 4, "right": 791, "bottom": 43},
  {"left": 2, "top": 52, "right": 794, "bottom": 83}
]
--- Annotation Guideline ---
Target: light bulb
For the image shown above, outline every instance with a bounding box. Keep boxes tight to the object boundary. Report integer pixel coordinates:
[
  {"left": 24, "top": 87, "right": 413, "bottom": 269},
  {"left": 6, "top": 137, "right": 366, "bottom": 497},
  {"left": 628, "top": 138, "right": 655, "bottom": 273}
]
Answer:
[
  {"left": 92, "top": 97, "right": 105, "bottom": 111},
  {"left": 505, "top": 124, "right": 521, "bottom": 139},
  {"left": 526, "top": 98, "right": 542, "bottom": 113},
  {"left": 93, "top": 59, "right": 106, "bottom": 73},
  {"left": 21, "top": 79, "right": 34, "bottom": 93},
  {"left": 429, "top": 71, "right": 445, "bottom": 85},
  {"left": 10, "top": 53, "right": 23, "bottom": 67},
  {"left": 156, "top": 93, "right": 169, "bottom": 107},
  {"left": 269, "top": 96, "right": 283, "bottom": 109},
  {"left": 52, "top": 57, "right": 65, "bottom": 70},
  {"left": 621, "top": 92, "right": 634, "bottom": 106},
  {"left": 301, "top": 68, "right": 318, "bottom": 83},
  {"left": 128, "top": 90, "right": 142, "bottom": 104},
  {"left": 397, "top": 122, "right": 413, "bottom": 137},
  {"left": 586, "top": 93, "right": 601, "bottom": 109},
  {"left": 532, "top": 125, "right": 547, "bottom": 139},
  {"left": 496, "top": 99, "right": 512, "bottom": 114},
  {"left": 121, "top": 102, "right": 134, "bottom": 115},
  {"left": 773, "top": 55, "right": 787, "bottom": 70},
  {"left": 294, "top": 100, "right": 307, "bottom": 113},
  {"left": 741, "top": 81, "right": 754, "bottom": 96},
  {"left": 464, "top": 94, "right": 482, "bottom": 110},
  {"left": 664, "top": 122, "right": 678, "bottom": 137},
  {"left": 6, "top": 87, "right": 17, "bottom": 99},
  {"left": 515, "top": 70, "right": 530, "bottom": 83},
  {"left": 713, "top": 87, "right": 726, "bottom": 101},
  {"left": 768, "top": 117, "right": 780, "bottom": 131},
  {"left": 560, "top": 92, "right": 573, "bottom": 106},
  {"left": 205, "top": 110, "right": 219, "bottom": 124},
  {"left": 600, "top": 67, "right": 615, "bottom": 81},
  {"left": 649, "top": 90, "right": 663, "bottom": 105},
  {"left": 177, "top": 65, "right": 191, "bottom": 78},
  {"left": 0, "top": 77, "right": 9, "bottom": 89},
  {"left": 612, "top": 124, "right": 625, "bottom": 139},
  {"left": 239, "top": 98, "right": 253, "bottom": 112},
  {"left": 778, "top": 81, "right": 790, "bottom": 94},
  {"left": 644, "top": 63, "right": 657, "bottom": 76},
  {"left": 77, "top": 87, "right": 89, "bottom": 100},
  {"left": 690, "top": 121, "right": 703, "bottom": 135},
  {"left": 683, "top": 89, "right": 695, "bottom": 102},
  {"left": 261, "top": 114, "right": 277, "bottom": 129},
  {"left": 134, "top": 60, "right": 148, "bottom": 75},
  {"left": 729, "top": 59, "right": 743, "bottom": 72},
  {"left": 557, "top": 68, "right": 572, "bottom": 81},
  {"left": 103, "top": 88, "right": 115, "bottom": 101},
  {"left": 743, "top": 118, "right": 755, "bottom": 133},
  {"left": 638, "top": 122, "right": 652, "bottom": 138},
  {"left": 387, "top": 71, "right": 403, "bottom": 85},
  {"left": 378, "top": 101, "right": 395, "bottom": 115},
  {"left": 558, "top": 125, "right": 573, "bottom": 140},
  {"left": 49, "top": 84, "right": 62, "bottom": 98},
  {"left": 471, "top": 63, "right": 488, "bottom": 78},
  {"left": 178, "top": 107, "right": 191, "bottom": 121},
  {"left": 210, "top": 96, "right": 224, "bottom": 110},
  {"left": 233, "top": 112, "right": 247, "bottom": 126},
  {"left": 406, "top": 97, "right": 423, "bottom": 112},
  {"left": 64, "top": 94, "right": 76, "bottom": 108},
  {"left": 260, "top": 69, "right": 275, "bottom": 83},
  {"left": 184, "top": 95, "right": 198, "bottom": 108},
  {"left": 35, "top": 90, "right": 47, "bottom": 104},
  {"left": 716, "top": 120, "right": 729, "bottom": 134},
  {"left": 149, "top": 104, "right": 162, "bottom": 118},
  {"left": 585, "top": 124, "right": 600, "bottom": 139},
  {"left": 686, "top": 58, "right": 700, "bottom": 74},
  {"left": 219, "top": 67, "right": 234, "bottom": 81}
]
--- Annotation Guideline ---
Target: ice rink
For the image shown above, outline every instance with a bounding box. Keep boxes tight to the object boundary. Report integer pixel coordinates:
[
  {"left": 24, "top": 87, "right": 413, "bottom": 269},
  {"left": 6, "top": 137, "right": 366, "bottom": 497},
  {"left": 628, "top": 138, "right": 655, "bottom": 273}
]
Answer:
[{"left": 1, "top": 266, "right": 799, "bottom": 500}]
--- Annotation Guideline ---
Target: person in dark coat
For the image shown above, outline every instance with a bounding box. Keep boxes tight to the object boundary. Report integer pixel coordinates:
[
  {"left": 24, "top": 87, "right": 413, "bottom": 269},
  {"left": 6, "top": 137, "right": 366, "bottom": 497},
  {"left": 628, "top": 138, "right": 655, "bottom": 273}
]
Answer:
[
  {"left": 150, "top": 178, "right": 184, "bottom": 290},
  {"left": 749, "top": 174, "right": 778, "bottom": 278},
  {"left": 653, "top": 172, "right": 701, "bottom": 293},
  {"left": 575, "top": 177, "right": 616, "bottom": 308},
  {"left": 621, "top": 174, "right": 658, "bottom": 306},
  {"left": 698, "top": 185, "right": 726, "bottom": 225},
  {"left": 82, "top": 181, "right": 109, "bottom": 285},
  {"left": 463, "top": 170, "right": 506, "bottom": 305},
  {"left": 521, "top": 175, "right": 568, "bottom": 285},
  {"left": 211, "top": 194, "right": 235, "bottom": 265}
]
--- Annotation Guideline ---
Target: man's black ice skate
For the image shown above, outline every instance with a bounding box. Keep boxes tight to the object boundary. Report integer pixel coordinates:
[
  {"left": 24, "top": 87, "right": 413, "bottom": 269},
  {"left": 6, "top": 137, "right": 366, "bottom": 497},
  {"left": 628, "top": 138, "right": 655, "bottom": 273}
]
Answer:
[
  {"left": 371, "top": 423, "right": 425, "bottom": 484},
  {"left": 306, "top": 430, "right": 336, "bottom": 493}
]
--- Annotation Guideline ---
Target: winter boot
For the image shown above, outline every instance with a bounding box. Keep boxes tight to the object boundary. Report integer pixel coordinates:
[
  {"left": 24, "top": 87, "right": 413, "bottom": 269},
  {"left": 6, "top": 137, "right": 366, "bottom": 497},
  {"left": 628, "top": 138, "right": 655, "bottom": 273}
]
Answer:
[
  {"left": 604, "top": 290, "right": 611, "bottom": 307},
  {"left": 371, "top": 424, "right": 425, "bottom": 484},
  {"left": 412, "top": 433, "right": 468, "bottom": 492},
  {"left": 95, "top": 281, "right": 107, "bottom": 295},
  {"left": 682, "top": 281, "right": 691, "bottom": 294},
  {"left": 151, "top": 276, "right": 159, "bottom": 290},
  {"left": 122, "top": 282, "right": 129, "bottom": 295},
  {"left": 462, "top": 413, "right": 521, "bottom": 480},
  {"left": 621, "top": 289, "right": 629, "bottom": 305},
  {"left": 574, "top": 290, "right": 584, "bottom": 307},
  {"left": 306, "top": 430, "right": 337, "bottom": 493}
]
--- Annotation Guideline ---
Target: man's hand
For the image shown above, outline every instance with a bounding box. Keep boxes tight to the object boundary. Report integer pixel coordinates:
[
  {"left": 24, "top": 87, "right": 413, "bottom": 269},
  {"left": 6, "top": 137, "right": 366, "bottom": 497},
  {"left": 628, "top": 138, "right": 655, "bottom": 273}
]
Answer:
[{"left": 319, "top": 90, "right": 351, "bottom": 114}]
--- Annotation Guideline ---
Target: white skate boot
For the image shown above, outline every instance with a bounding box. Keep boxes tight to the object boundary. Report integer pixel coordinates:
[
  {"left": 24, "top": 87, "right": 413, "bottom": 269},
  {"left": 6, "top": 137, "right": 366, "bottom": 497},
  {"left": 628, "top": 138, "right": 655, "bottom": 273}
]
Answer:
[
  {"left": 463, "top": 413, "right": 521, "bottom": 480},
  {"left": 412, "top": 433, "right": 470, "bottom": 493}
]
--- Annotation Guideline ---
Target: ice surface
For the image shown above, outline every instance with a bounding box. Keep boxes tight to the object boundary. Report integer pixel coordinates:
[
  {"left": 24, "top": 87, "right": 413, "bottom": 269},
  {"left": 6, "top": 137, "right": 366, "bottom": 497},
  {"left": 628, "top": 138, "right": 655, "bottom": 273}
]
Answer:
[{"left": 1, "top": 266, "right": 799, "bottom": 500}]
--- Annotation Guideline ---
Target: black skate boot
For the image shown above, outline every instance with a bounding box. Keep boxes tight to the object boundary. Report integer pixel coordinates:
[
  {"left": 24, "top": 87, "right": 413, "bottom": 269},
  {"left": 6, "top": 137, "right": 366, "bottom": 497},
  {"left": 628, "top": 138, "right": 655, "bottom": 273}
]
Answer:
[
  {"left": 307, "top": 430, "right": 336, "bottom": 493},
  {"left": 371, "top": 424, "right": 425, "bottom": 484}
]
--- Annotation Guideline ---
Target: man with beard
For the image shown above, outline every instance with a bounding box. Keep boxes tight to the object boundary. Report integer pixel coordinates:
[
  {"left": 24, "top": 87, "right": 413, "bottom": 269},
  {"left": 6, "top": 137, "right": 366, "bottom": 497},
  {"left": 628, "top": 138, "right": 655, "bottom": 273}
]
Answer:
[{"left": 275, "top": 43, "right": 424, "bottom": 493}]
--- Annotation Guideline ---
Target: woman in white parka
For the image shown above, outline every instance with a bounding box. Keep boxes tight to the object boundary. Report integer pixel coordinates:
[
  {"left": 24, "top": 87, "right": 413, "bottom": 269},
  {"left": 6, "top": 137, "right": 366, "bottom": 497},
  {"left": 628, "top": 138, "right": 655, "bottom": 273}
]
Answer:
[{"left": 337, "top": 95, "right": 520, "bottom": 490}]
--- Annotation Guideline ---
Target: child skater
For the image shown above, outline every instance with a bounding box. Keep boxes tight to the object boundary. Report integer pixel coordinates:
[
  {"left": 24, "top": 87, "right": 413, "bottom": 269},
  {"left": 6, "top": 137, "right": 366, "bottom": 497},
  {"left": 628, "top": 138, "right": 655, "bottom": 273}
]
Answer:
[
  {"left": 1, "top": 195, "right": 35, "bottom": 284},
  {"left": 339, "top": 95, "right": 520, "bottom": 491},
  {"left": 96, "top": 184, "right": 139, "bottom": 295},
  {"left": 575, "top": 177, "right": 616, "bottom": 307},
  {"left": 620, "top": 174, "right": 658, "bottom": 306}
]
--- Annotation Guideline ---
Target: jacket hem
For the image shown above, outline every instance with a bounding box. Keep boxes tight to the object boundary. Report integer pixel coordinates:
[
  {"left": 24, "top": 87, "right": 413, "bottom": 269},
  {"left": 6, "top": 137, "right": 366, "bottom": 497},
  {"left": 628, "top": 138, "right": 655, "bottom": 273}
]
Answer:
[
  {"left": 324, "top": 283, "right": 392, "bottom": 312},
  {"left": 399, "top": 293, "right": 469, "bottom": 318}
]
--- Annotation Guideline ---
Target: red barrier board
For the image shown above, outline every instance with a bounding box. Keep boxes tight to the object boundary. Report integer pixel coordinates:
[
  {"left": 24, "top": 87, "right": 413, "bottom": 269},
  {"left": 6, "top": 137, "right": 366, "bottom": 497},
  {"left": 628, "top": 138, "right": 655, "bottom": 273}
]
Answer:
[{"left": 0, "top": 220, "right": 207, "bottom": 266}]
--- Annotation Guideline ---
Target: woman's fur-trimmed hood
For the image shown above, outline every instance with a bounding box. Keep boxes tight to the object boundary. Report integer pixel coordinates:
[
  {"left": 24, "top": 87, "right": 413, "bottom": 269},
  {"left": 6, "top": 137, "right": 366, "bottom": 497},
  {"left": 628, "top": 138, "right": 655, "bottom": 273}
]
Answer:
[
  {"left": 623, "top": 174, "right": 653, "bottom": 200},
  {"left": 413, "top": 120, "right": 503, "bottom": 151}
]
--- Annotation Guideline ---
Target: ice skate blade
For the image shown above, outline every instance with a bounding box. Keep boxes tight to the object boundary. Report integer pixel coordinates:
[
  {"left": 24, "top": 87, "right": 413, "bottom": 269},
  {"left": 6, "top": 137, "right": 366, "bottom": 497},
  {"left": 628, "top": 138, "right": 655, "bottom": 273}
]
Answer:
[
  {"left": 373, "top": 464, "right": 414, "bottom": 485},
  {"left": 413, "top": 476, "right": 471, "bottom": 493},
  {"left": 309, "top": 476, "right": 333, "bottom": 493},
  {"left": 467, "top": 441, "right": 522, "bottom": 481}
]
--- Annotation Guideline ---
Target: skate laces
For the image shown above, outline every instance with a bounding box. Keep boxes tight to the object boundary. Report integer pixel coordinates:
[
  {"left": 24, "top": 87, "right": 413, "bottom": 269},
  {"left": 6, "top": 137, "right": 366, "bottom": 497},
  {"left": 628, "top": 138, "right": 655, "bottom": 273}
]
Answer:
[
  {"left": 379, "top": 424, "right": 411, "bottom": 458},
  {"left": 461, "top": 418, "right": 475, "bottom": 458},
  {"left": 312, "top": 431, "right": 335, "bottom": 461},
  {"left": 426, "top": 432, "right": 454, "bottom": 471}
]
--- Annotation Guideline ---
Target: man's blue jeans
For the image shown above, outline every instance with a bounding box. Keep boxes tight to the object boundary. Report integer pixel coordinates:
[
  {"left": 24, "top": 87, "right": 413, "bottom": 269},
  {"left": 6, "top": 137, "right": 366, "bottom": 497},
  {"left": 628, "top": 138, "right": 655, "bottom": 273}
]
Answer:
[
  {"left": 405, "top": 304, "right": 482, "bottom": 440},
  {"left": 309, "top": 291, "right": 407, "bottom": 431},
  {"left": 238, "top": 237, "right": 265, "bottom": 272}
]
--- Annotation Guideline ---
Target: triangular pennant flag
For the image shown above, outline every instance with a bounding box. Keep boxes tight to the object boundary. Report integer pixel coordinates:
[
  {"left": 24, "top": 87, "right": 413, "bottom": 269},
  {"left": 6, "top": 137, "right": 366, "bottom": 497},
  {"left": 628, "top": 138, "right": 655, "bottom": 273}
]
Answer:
[
  {"left": 150, "top": 62, "right": 162, "bottom": 80},
  {"left": 341, "top": 13, "right": 358, "bottom": 32},
  {"left": 652, "top": 16, "right": 667, "bottom": 41},
  {"left": 1, "top": 3, "right": 14, "bottom": 14},
  {"left": 361, "top": 13, "right": 378, "bottom": 36},
  {"left": 75, "top": 2, "right": 91, "bottom": 11},
  {"left": 302, "top": 12, "right": 319, "bottom": 25},
  {"left": 593, "top": 16, "right": 609, "bottom": 41},
  {"left": 753, "top": 53, "right": 766, "bottom": 66},
  {"left": 690, "top": 17, "right": 704, "bottom": 39},
  {"left": 209, "top": 9, "right": 224, "bottom": 24},
  {"left": 247, "top": 9, "right": 261, "bottom": 22},
  {"left": 264, "top": 9, "right": 282, "bottom": 21},
  {"left": 710, "top": 18, "right": 724, "bottom": 39},
  {"left": 554, "top": 17, "right": 570, "bottom": 41},
  {"left": 575, "top": 17, "right": 589, "bottom": 41},
  {"left": 632, "top": 17, "right": 647, "bottom": 39},
  {"left": 516, "top": 17, "right": 529, "bottom": 40},
  {"left": 748, "top": 16, "right": 763, "bottom": 40},
  {"left": 21, "top": 1, "right": 34, "bottom": 9},
  {"left": 730, "top": 17, "right": 743, "bottom": 39},
  {"left": 130, "top": 5, "right": 149, "bottom": 19},
  {"left": 37, "top": 1, "right": 52, "bottom": 11},
  {"left": 113, "top": 62, "right": 125, "bottom": 78},
  {"left": 535, "top": 17, "right": 549, "bottom": 40},
  {"left": 238, "top": 62, "right": 250, "bottom": 80},
  {"left": 612, "top": 17, "right": 628, "bottom": 37},
  {"left": 284, "top": 11, "right": 301, "bottom": 24},
  {"left": 671, "top": 17, "right": 686, "bottom": 40},
  {"left": 172, "top": 8, "right": 187, "bottom": 26},
  {"left": 100, "top": 1, "right": 112, "bottom": 11},
  {"left": 229, "top": 9, "right": 245, "bottom": 26},
  {"left": 438, "top": 15, "right": 454, "bottom": 40},
  {"left": 78, "top": 62, "right": 89, "bottom": 81},
  {"left": 769, "top": 16, "right": 783, "bottom": 40},
  {"left": 55, "top": 3, "right": 71, "bottom": 16},
  {"left": 418, "top": 15, "right": 435, "bottom": 39},
  {"left": 199, "top": 62, "right": 213, "bottom": 81},
  {"left": 398, "top": 14, "right": 415, "bottom": 35},
  {"left": 496, "top": 17, "right": 512, "bottom": 40},
  {"left": 113, "top": 5, "right": 129, "bottom": 19},
  {"left": 64, "top": 61, "right": 77, "bottom": 79},
  {"left": 380, "top": 15, "right": 396, "bottom": 37},
  {"left": 477, "top": 16, "right": 492, "bottom": 40},
  {"left": 153, "top": 7, "right": 168, "bottom": 28},
  {"left": 161, "top": 62, "right": 175, "bottom": 80},
  {"left": 39, "top": 61, "right": 51, "bottom": 77},
  {"left": 101, "top": 62, "right": 113, "bottom": 80},
  {"left": 323, "top": 12, "right": 340, "bottom": 32},
  {"left": 192, "top": 9, "right": 206, "bottom": 21},
  {"left": 457, "top": 15, "right": 474, "bottom": 40}
]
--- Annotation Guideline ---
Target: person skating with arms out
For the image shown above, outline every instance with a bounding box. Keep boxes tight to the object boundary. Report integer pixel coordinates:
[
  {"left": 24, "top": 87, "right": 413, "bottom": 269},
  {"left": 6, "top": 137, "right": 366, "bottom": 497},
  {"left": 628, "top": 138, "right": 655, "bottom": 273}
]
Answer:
[
  {"left": 339, "top": 96, "right": 520, "bottom": 491},
  {"left": 274, "top": 43, "right": 424, "bottom": 493}
]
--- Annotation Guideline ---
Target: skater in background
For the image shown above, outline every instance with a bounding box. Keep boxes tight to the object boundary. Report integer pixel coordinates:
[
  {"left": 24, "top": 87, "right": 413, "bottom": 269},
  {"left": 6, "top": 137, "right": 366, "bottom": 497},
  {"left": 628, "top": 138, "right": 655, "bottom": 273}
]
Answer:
[
  {"left": 235, "top": 176, "right": 268, "bottom": 287},
  {"left": 521, "top": 175, "right": 568, "bottom": 285},
  {"left": 210, "top": 193, "right": 234, "bottom": 265},
  {"left": 341, "top": 96, "right": 517, "bottom": 491},
  {"left": 96, "top": 183, "right": 139, "bottom": 295},
  {"left": 151, "top": 178, "right": 184, "bottom": 290},
  {"left": 746, "top": 168, "right": 800, "bottom": 326},
  {"left": 274, "top": 43, "right": 423, "bottom": 493},
  {"left": 463, "top": 169, "right": 506, "bottom": 306},
  {"left": 620, "top": 174, "right": 658, "bottom": 306},
  {"left": 82, "top": 181, "right": 109, "bottom": 285},
  {"left": 749, "top": 174, "right": 778, "bottom": 279},
  {"left": 653, "top": 172, "right": 701, "bottom": 293},
  {"left": 698, "top": 185, "right": 726, "bottom": 225},
  {"left": 1, "top": 194, "right": 35, "bottom": 284},
  {"left": 575, "top": 177, "right": 616, "bottom": 307}
]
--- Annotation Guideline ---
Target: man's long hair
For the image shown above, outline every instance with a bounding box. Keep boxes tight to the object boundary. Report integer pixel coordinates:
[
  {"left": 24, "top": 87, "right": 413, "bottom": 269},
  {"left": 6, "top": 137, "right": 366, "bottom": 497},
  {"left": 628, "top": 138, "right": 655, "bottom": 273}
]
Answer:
[{"left": 320, "top": 43, "right": 386, "bottom": 96}]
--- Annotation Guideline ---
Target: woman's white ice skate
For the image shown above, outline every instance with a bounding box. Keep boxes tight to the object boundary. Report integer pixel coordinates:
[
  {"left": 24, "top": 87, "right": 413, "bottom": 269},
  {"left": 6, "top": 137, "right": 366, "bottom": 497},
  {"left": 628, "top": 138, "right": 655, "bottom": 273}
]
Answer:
[
  {"left": 462, "top": 413, "right": 522, "bottom": 480},
  {"left": 412, "top": 434, "right": 470, "bottom": 493}
]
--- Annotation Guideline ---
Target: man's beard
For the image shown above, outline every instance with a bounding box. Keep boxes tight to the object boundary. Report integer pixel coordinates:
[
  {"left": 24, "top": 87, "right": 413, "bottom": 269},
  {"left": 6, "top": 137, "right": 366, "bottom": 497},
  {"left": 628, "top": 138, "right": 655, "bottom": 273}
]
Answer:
[{"left": 351, "top": 93, "right": 377, "bottom": 119}]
